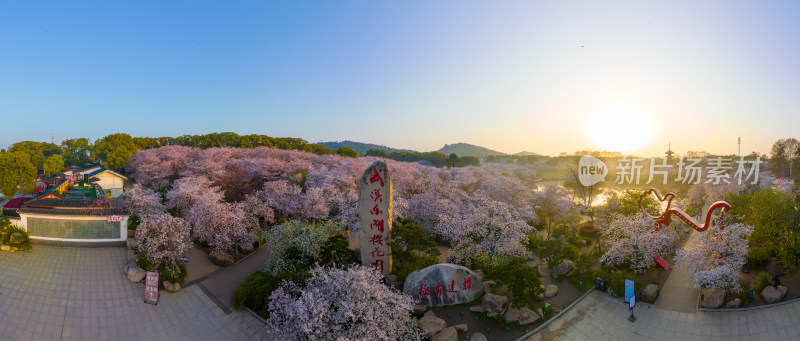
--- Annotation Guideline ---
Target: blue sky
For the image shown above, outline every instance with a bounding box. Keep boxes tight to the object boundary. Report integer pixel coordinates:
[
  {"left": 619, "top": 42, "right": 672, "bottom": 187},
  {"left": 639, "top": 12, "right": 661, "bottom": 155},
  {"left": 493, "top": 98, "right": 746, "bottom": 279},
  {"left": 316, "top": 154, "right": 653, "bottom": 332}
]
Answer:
[{"left": 2, "top": 1, "right": 800, "bottom": 156}]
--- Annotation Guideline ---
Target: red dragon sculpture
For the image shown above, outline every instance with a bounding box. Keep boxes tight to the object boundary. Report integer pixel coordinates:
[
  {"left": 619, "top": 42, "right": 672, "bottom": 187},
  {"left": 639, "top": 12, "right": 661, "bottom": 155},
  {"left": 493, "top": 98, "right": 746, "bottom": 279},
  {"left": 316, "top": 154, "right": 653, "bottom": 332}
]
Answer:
[{"left": 638, "top": 188, "right": 732, "bottom": 270}]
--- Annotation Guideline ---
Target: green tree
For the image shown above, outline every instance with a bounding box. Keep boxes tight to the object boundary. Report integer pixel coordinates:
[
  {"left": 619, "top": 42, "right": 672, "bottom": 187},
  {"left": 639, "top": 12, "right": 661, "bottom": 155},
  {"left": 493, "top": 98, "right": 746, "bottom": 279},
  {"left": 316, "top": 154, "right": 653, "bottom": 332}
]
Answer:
[
  {"left": 448, "top": 153, "right": 461, "bottom": 168},
  {"left": 486, "top": 258, "right": 544, "bottom": 307},
  {"left": 0, "top": 151, "right": 37, "bottom": 197},
  {"left": 93, "top": 133, "right": 138, "bottom": 171},
  {"left": 60, "top": 138, "right": 94, "bottom": 167},
  {"left": 336, "top": 146, "right": 359, "bottom": 158},
  {"left": 460, "top": 156, "right": 480, "bottom": 167},
  {"left": 365, "top": 149, "right": 389, "bottom": 157},
  {"left": 728, "top": 188, "right": 800, "bottom": 267},
  {"left": 43, "top": 154, "right": 64, "bottom": 176},
  {"left": 317, "top": 234, "right": 357, "bottom": 268},
  {"left": 390, "top": 219, "right": 441, "bottom": 281},
  {"left": 9, "top": 141, "right": 61, "bottom": 170}
]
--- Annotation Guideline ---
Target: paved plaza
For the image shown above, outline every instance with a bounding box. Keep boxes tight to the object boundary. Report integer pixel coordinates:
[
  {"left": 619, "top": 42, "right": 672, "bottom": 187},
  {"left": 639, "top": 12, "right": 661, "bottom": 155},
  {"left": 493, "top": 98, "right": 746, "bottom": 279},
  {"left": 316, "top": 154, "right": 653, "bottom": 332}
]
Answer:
[
  {"left": 526, "top": 289, "right": 800, "bottom": 341},
  {"left": 0, "top": 246, "right": 272, "bottom": 341}
]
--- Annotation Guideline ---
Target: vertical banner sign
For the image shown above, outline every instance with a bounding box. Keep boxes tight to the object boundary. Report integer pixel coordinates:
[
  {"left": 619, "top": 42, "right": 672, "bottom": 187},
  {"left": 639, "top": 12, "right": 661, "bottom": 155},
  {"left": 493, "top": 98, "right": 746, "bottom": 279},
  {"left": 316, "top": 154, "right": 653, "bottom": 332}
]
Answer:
[
  {"left": 624, "top": 279, "right": 634, "bottom": 303},
  {"left": 144, "top": 272, "right": 159, "bottom": 305},
  {"left": 358, "top": 161, "right": 392, "bottom": 276}
]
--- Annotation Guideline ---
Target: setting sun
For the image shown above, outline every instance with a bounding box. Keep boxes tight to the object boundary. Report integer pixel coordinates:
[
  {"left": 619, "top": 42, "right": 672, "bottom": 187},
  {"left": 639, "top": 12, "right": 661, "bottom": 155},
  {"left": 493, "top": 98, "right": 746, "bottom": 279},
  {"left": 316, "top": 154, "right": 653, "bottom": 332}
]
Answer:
[{"left": 586, "top": 105, "right": 655, "bottom": 154}]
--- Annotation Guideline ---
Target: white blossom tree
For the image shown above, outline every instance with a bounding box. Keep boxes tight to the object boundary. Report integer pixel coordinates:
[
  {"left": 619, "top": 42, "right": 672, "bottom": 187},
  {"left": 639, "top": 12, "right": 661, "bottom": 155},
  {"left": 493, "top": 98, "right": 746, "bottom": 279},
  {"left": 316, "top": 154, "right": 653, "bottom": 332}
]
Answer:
[
  {"left": 263, "top": 220, "right": 339, "bottom": 275},
  {"left": 266, "top": 265, "right": 423, "bottom": 341},
  {"left": 599, "top": 213, "right": 678, "bottom": 273},
  {"left": 675, "top": 222, "right": 754, "bottom": 291},
  {"left": 135, "top": 212, "right": 192, "bottom": 274}
]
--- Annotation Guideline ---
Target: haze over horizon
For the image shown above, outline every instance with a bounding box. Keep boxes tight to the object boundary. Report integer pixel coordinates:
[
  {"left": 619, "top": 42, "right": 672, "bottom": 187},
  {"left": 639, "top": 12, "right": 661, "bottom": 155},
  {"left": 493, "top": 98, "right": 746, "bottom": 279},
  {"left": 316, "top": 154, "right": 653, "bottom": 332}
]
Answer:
[{"left": 3, "top": 1, "right": 799, "bottom": 157}]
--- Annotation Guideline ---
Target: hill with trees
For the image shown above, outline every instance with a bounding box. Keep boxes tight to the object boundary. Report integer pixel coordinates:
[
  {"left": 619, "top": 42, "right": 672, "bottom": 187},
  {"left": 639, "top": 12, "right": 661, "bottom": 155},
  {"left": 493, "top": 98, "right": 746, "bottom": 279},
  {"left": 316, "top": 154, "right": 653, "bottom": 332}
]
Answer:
[
  {"left": 436, "top": 143, "right": 507, "bottom": 158},
  {"left": 318, "top": 140, "right": 414, "bottom": 154}
]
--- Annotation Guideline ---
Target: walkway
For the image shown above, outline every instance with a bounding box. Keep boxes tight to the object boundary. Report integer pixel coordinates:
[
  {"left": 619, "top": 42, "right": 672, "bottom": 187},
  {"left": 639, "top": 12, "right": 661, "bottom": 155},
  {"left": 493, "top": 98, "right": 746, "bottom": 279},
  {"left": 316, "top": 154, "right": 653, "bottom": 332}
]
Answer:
[
  {"left": 0, "top": 246, "right": 272, "bottom": 341},
  {"left": 199, "top": 245, "right": 273, "bottom": 308},
  {"left": 525, "top": 290, "right": 800, "bottom": 340},
  {"left": 653, "top": 232, "right": 701, "bottom": 313}
]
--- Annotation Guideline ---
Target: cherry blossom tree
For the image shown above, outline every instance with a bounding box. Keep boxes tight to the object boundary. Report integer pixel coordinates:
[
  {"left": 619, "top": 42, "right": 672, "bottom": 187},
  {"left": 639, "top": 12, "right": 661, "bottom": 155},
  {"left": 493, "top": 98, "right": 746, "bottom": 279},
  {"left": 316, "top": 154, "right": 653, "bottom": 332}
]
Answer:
[
  {"left": 532, "top": 184, "right": 576, "bottom": 240},
  {"left": 135, "top": 212, "right": 192, "bottom": 273},
  {"left": 185, "top": 197, "right": 257, "bottom": 252},
  {"left": 674, "top": 222, "right": 753, "bottom": 291},
  {"left": 599, "top": 213, "right": 678, "bottom": 273},
  {"left": 266, "top": 265, "right": 423, "bottom": 341},
  {"left": 166, "top": 175, "right": 223, "bottom": 214},
  {"left": 124, "top": 184, "right": 165, "bottom": 217},
  {"left": 263, "top": 220, "right": 339, "bottom": 275}
]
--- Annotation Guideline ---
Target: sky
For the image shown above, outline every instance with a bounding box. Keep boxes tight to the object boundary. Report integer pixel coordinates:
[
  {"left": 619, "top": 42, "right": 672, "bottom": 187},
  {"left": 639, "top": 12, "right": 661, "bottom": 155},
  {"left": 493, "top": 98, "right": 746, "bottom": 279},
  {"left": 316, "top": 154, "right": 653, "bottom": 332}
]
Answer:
[{"left": 2, "top": 1, "right": 800, "bottom": 156}]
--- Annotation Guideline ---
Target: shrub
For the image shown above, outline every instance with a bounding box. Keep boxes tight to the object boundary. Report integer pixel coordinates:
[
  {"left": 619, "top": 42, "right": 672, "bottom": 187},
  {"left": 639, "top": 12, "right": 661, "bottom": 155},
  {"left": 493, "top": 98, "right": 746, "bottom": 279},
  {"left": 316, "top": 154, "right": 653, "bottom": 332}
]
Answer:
[
  {"left": 162, "top": 262, "right": 187, "bottom": 286},
  {"left": 569, "top": 253, "right": 597, "bottom": 291},
  {"left": 263, "top": 220, "right": 339, "bottom": 275},
  {"left": 754, "top": 272, "right": 771, "bottom": 293},
  {"left": 390, "top": 219, "right": 440, "bottom": 282},
  {"left": 736, "top": 288, "right": 751, "bottom": 307},
  {"left": 746, "top": 247, "right": 772, "bottom": 268},
  {"left": 233, "top": 270, "right": 304, "bottom": 319},
  {"left": 486, "top": 258, "right": 544, "bottom": 308},
  {"left": 596, "top": 269, "right": 643, "bottom": 298},
  {"left": 316, "top": 234, "right": 357, "bottom": 269}
]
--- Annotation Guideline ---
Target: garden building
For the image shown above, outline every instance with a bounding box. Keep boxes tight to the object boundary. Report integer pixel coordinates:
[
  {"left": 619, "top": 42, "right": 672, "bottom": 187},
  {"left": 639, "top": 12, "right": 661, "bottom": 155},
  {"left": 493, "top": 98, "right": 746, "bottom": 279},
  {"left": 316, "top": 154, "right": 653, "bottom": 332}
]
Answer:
[{"left": 5, "top": 179, "right": 128, "bottom": 244}]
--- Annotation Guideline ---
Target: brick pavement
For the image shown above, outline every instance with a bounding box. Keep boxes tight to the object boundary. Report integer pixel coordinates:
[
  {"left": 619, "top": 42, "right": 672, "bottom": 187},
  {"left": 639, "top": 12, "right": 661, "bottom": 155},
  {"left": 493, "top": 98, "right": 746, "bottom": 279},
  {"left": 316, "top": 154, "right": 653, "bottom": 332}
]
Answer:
[{"left": 0, "top": 246, "right": 273, "bottom": 341}]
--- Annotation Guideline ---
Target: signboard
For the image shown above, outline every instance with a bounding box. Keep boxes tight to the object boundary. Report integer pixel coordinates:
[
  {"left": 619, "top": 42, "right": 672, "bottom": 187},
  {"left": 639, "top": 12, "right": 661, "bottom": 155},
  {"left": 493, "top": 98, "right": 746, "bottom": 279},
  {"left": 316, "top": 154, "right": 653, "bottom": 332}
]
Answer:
[
  {"left": 180, "top": 256, "right": 189, "bottom": 263},
  {"left": 108, "top": 216, "right": 121, "bottom": 222},
  {"left": 629, "top": 295, "right": 635, "bottom": 309},
  {"left": 624, "top": 279, "right": 634, "bottom": 303},
  {"left": 358, "top": 161, "right": 392, "bottom": 275},
  {"left": 144, "top": 272, "right": 159, "bottom": 305}
]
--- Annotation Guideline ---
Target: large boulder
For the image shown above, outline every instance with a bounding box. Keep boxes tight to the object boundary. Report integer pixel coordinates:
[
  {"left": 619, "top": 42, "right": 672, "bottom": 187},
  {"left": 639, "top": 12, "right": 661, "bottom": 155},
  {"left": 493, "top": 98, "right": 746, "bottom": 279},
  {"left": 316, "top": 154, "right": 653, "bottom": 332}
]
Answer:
[
  {"left": 701, "top": 288, "right": 726, "bottom": 308},
  {"left": 0, "top": 244, "right": 10, "bottom": 251},
  {"left": 544, "top": 284, "right": 559, "bottom": 298},
  {"left": 419, "top": 311, "right": 446, "bottom": 337},
  {"left": 431, "top": 327, "right": 457, "bottom": 341},
  {"left": 209, "top": 250, "right": 235, "bottom": 266},
  {"left": 518, "top": 307, "right": 540, "bottom": 325},
  {"left": 481, "top": 293, "right": 508, "bottom": 317},
  {"left": 726, "top": 299, "right": 741, "bottom": 308},
  {"left": 471, "top": 333, "right": 488, "bottom": 341},
  {"left": 642, "top": 284, "right": 659, "bottom": 303},
  {"left": 127, "top": 266, "right": 146, "bottom": 283},
  {"left": 552, "top": 260, "right": 574, "bottom": 279},
  {"left": 163, "top": 281, "right": 181, "bottom": 293},
  {"left": 412, "top": 305, "right": 427, "bottom": 316},
  {"left": 762, "top": 285, "right": 788, "bottom": 304},
  {"left": 454, "top": 324, "right": 468, "bottom": 332},
  {"left": 123, "top": 259, "right": 137, "bottom": 275},
  {"left": 403, "top": 263, "right": 483, "bottom": 307},
  {"left": 504, "top": 307, "right": 522, "bottom": 324}
]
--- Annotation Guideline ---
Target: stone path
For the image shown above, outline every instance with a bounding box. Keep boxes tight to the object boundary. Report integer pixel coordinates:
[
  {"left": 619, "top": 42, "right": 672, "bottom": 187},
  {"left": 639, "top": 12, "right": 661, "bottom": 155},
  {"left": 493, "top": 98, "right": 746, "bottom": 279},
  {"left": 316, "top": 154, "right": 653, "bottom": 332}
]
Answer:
[
  {"left": 524, "top": 289, "right": 800, "bottom": 340},
  {"left": 0, "top": 246, "right": 272, "bottom": 341}
]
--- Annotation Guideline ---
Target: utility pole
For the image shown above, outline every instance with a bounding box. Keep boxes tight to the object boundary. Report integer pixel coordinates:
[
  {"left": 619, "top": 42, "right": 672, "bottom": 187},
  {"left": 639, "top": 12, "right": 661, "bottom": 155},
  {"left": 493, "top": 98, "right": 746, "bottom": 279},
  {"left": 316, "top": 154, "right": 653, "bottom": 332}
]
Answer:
[{"left": 738, "top": 137, "right": 741, "bottom": 158}]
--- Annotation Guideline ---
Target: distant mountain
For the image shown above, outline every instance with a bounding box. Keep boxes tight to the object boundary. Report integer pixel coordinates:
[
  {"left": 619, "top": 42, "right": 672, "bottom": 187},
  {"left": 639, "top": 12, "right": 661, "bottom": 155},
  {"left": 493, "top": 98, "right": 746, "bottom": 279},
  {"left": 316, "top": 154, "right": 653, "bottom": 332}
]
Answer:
[
  {"left": 318, "top": 140, "right": 416, "bottom": 154},
  {"left": 513, "top": 151, "right": 541, "bottom": 156},
  {"left": 436, "top": 143, "right": 507, "bottom": 158}
]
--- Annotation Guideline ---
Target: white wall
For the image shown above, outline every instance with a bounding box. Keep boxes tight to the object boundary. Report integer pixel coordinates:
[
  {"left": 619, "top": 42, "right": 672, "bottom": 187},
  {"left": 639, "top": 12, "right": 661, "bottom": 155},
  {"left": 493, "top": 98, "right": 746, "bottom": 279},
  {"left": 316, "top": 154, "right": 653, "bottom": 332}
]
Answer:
[{"left": 18, "top": 213, "right": 128, "bottom": 242}]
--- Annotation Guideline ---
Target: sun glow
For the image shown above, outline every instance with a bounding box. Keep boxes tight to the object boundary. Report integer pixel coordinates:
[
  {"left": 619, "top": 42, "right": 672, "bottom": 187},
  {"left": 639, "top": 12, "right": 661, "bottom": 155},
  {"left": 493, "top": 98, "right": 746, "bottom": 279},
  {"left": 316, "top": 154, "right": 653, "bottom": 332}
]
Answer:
[{"left": 586, "top": 106, "right": 655, "bottom": 154}]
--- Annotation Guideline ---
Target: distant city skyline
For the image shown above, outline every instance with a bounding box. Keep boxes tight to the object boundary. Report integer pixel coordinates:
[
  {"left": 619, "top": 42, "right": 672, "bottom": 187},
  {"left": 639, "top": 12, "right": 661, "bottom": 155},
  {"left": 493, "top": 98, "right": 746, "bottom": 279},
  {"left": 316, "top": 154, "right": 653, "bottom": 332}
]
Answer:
[{"left": 3, "top": 1, "right": 799, "bottom": 157}]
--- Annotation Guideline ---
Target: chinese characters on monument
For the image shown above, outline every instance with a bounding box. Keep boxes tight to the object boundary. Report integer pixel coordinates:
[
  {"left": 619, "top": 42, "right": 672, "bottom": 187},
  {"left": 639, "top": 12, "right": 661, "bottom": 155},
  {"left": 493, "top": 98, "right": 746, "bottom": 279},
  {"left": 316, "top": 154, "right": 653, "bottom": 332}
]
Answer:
[
  {"left": 359, "top": 161, "right": 392, "bottom": 275},
  {"left": 403, "top": 264, "right": 484, "bottom": 307},
  {"left": 144, "top": 272, "right": 159, "bottom": 305}
]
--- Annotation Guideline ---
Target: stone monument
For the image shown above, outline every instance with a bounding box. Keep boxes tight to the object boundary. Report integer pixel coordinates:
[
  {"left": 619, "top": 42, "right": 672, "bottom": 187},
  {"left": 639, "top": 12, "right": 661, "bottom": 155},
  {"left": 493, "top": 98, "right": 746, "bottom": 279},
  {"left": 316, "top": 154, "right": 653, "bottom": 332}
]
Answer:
[{"left": 359, "top": 161, "right": 392, "bottom": 275}]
